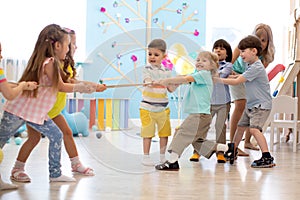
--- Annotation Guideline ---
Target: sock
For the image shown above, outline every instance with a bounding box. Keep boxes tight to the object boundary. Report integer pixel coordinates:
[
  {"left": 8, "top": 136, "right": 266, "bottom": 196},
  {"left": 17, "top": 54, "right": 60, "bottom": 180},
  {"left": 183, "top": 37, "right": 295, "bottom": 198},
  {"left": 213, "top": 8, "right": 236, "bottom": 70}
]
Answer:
[
  {"left": 262, "top": 152, "right": 271, "bottom": 158},
  {"left": 70, "top": 156, "right": 86, "bottom": 173},
  {"left": 169, "top": 152, "right": 179, "bottom": 163},
  {"left": 216, "top": 144, "right": 228, "bottom": 152},
  {"left": 160, "top": 154, "right": 166, "bottom": 162},
  {"left": 142, "top": 154, "right": 155, "bottom": 166},
  {"left": 143, "top": 154, "right": 151, "bottom": 161},
  {"left": 13, "top": 160, "right": 25, "bottom": 170}
]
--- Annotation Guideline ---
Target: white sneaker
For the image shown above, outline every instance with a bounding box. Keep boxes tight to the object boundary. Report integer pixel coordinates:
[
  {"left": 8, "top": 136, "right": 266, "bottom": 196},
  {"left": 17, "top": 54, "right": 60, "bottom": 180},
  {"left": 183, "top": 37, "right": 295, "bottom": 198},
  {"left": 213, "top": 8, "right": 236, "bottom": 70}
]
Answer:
[
  {"left": 160, "top": 158, "right": 167, "bottom": 164},
  {"left": 0, "top": 174, "right": 18, "bottom": 190},
  {"left": 50, "top": 174, "right": 76, "bottom": 182},
  {"left": 142, "top": 156, "right": 155, "bottom": 166}
]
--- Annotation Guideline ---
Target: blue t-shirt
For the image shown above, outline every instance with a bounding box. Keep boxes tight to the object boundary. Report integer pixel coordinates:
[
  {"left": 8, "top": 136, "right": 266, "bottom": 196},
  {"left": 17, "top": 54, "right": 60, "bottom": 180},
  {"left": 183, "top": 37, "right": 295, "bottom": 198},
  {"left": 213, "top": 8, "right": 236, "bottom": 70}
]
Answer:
[
  {"left": 242, "top": 59, "right": 272, "bottom": 109},
  {"left": 183, "top": 70, "right": 213, "bottom": 114},
  {"left": 211, "top": 61, "right": 232, "bottom": 105}
]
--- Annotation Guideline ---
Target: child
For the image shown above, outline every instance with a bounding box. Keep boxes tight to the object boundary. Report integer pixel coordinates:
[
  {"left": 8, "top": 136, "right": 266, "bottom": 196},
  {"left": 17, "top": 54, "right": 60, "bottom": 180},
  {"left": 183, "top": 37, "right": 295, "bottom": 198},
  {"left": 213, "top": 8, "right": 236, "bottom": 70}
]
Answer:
[
  {"left": 10, "top": 28, "right": 106, "bottom": 182},
  {"left": 155, "top": 51, "right": 233, "bottom": 171},
  {"left": 190, "top": 39, "right": 233, "bottom": 163},
  {"left": 0, "top": 41, "right": 38, "bottom": 190},
  {"left": 0, "top": 24, "right": 96, "bottom": 183},
  {"left": 230, "top": 23, "right": 275, "bottom": 155},
  {"left": 214, "top": 35, "right": 275, "bottom": 168},
  {"left": 140, "top": 39, "right": 177, "bottom": 166}
]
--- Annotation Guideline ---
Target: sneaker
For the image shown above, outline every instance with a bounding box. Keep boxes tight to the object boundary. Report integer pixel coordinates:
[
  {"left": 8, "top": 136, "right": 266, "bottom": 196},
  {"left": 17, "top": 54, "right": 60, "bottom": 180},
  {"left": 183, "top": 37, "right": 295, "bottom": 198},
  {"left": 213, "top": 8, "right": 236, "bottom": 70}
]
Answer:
[
  {"left": 142, "top": 156, "right": 155, "bottom": 166},
  {"left": 189, "top": 152, "right": 200, "bottom": 162},
  {"left": 251, "top": 157, "right": 276, "bottom": 168},
  {"left": 0, "top": 174, "right": 18, "bottom": 190},
  {"left": 50, "top": 175, "right": 76, "bottom": 182},
  {"left": 155, "top": 161, "right": 180, "bottom": 171},
  {"left": 216, "top": 152, "right": 226, "bottom": 163},
  {"left": 224, "top": 143, "right": 236, "bottom": 165}
]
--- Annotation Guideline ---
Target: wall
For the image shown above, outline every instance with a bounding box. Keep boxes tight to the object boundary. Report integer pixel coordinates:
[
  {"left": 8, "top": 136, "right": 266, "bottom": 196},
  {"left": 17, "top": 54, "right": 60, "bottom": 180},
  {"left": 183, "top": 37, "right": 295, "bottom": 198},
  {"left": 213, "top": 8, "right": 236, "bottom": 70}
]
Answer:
[
  {"left": 0, "top": 0, "right": 291, "bottom": 120},
  {"left": 0, "top": 0, "right": 87, "bottom": 62},
  {"left": 83, "top": 0, "right": 207, "bottom": 119}
]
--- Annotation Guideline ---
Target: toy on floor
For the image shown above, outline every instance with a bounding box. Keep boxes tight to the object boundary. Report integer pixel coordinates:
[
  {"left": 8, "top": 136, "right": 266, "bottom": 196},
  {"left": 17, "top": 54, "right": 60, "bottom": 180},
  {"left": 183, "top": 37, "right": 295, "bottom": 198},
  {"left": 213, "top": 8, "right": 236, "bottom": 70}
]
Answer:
[
  {"left": 96, "top": 132, "right": 103, "bottom": 139},
  {"left": 0, "top": 148, "right": 3, "bottom": 163},
  {"left": 105, "top": 127, "right": 111, "bottom": 132},
  {"left": 13, "top": 124, "right": 27, "bottom": 137},
  {"left": 61, "top": 108, "right": 89, "bottom": 137},
  {"left": 20, "top": 131, "right": 28, "bottom": 138},
  {"left": 14, "top": 137, "right": 22, "bottom": 145},
  {"left": 92, "top": 125, "right": 98, "bottom": 131}
]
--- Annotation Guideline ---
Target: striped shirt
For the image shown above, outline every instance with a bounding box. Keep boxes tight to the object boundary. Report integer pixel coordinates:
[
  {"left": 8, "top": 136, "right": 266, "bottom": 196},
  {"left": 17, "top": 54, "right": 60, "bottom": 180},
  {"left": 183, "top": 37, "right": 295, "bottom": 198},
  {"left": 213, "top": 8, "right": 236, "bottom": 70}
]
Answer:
[
  {"left": 0, "top": 68, "right": 7, "bottom": 83},
  {"left": 140, "top": 64, "right": 172, "bottom": 112},
  {"left": 4, "top": 57, "right": 57, "bottom": 125}
]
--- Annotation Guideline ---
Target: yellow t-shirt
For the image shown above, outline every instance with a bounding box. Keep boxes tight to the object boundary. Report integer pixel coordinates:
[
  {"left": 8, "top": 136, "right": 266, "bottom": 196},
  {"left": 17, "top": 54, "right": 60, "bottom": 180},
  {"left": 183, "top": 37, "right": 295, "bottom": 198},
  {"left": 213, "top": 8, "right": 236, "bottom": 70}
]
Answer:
[{"left": 48, "top": 65, "right": 73, "bottom": 119}]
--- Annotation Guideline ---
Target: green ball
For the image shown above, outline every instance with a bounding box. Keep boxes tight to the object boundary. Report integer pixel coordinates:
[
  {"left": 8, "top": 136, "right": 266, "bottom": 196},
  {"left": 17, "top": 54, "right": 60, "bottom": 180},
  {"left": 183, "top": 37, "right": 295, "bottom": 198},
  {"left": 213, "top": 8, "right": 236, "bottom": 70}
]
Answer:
[
  {"left": 92, "top": 125, "right": 98, "bottom": 131},
  {"left": 14, "top": 137, "right": 22, "bottom": 145}
]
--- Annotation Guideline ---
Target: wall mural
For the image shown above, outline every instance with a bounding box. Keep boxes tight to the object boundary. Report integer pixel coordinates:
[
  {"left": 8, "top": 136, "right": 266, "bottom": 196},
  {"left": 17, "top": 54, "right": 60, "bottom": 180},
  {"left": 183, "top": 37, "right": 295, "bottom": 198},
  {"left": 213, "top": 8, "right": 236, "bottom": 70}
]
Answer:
[{"left": 82, "top": 0, "right": 206, "bottom": 121}]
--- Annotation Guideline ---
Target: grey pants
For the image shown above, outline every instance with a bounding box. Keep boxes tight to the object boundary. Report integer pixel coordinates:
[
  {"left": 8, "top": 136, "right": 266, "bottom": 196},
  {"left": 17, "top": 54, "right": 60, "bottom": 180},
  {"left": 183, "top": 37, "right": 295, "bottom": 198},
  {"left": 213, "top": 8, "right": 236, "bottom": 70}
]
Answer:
[
  {"left": 168, "top": 113, "right": 217, "bottom": 159},
  {"left": 211, "top": 103, "right": 230, "bottom": 144},
  {"left": 0, "top": 111, "right": 63, "bottom": 178}
]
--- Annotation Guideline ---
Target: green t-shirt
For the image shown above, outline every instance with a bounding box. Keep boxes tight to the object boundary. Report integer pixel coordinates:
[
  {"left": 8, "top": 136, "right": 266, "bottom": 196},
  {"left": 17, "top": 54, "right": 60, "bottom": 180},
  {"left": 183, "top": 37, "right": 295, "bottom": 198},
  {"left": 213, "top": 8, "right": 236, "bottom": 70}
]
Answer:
[
  {"left": 183, "top": 70, "right": 213, "bottom": 114},
  {"left": 233, "top": 56, "right": 263, "bottom": 74}
]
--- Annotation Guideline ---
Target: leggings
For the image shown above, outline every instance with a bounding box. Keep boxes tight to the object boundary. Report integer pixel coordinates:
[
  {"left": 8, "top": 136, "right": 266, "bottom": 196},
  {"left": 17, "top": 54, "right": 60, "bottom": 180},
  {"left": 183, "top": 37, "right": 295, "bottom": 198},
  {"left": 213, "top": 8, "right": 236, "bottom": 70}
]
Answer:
[{"left": 0, "top": 111, "right": 63, "bottom": 178}]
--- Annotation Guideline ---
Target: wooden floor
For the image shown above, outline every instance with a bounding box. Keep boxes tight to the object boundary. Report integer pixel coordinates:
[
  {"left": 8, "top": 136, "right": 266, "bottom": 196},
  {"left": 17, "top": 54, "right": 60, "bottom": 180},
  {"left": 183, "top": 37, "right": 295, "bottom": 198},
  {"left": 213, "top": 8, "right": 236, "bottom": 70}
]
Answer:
[{"left": 0, "top": 120, "right": 300, "bottom": 200}]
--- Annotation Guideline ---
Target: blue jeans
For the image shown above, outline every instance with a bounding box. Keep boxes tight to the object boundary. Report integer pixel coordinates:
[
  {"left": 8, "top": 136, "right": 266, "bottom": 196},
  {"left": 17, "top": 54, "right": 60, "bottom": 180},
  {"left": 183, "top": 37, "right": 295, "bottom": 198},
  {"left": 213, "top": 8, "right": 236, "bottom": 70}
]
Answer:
[{"left": 0, "top": 111, "right": 63, "bottom": 178}]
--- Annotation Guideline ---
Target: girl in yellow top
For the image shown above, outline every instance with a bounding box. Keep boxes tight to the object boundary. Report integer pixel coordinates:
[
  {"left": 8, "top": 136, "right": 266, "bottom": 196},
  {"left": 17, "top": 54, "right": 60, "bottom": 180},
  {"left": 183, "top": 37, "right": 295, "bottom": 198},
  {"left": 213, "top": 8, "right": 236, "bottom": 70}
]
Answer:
[{"left": 11, "top": 29, "right": 106, "bottom": 182}]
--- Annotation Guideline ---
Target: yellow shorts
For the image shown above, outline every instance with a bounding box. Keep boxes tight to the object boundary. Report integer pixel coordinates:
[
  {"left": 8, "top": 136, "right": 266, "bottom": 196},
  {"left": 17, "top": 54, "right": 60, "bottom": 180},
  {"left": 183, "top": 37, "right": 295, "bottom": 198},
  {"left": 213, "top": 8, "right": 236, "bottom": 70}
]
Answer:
[{"left": 140, "top": 108, "right": 171, "bottom": 138}]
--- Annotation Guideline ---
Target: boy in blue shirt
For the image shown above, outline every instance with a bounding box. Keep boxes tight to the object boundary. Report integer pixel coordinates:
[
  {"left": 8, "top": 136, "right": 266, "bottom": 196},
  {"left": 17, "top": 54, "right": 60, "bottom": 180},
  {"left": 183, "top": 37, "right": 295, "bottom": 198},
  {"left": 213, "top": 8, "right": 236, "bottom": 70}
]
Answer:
[{"left": 214, "top": 35, "right": 275, "bottom": 168}]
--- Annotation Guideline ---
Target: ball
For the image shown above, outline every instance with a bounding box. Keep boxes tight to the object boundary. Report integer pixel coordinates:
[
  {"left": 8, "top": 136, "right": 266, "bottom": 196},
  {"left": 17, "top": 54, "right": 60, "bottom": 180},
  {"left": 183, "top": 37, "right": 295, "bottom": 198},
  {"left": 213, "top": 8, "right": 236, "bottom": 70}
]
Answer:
[
  {"left": 21, "top": 131, "right": 28, "bottom": 138},
  {"left": 92, "top": 125, "right": 98, "bottom": 131},
  {"left": 105, "top": 127, "right": 111, "bottom": 132},
  {"left": 14, "top": 137, "right": 22, "bottom": 145},
  {"left": 0, "top": 148, "right": 3, "bottom": 164},
  {"left": 96, "top": 132, "right": 102, "bottom": 139},
  {"left": 279, "top": 76, "right": 285, "bottom": 83}
]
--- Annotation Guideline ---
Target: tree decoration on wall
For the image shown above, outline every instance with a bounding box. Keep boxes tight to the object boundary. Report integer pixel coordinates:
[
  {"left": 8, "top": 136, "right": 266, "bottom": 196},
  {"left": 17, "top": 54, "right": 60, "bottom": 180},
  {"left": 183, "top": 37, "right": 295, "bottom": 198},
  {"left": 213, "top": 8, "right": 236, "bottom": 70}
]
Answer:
[
  {"left": 84, "top": 0, "right": 206, "bottom": 118},
  {"left": 94, "top": 0, "right": 203, "bottom": 84}
]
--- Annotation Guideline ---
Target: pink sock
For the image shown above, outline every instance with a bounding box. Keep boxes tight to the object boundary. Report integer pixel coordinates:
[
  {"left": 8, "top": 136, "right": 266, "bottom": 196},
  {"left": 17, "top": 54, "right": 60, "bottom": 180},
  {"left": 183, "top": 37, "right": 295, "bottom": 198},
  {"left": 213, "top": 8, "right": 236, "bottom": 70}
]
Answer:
[
  {"left": 13, "top": 160, "right": 25, "bottom": 170},
  {"left": 70, "top": 157, "right": 86, "bottom": 172}
]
